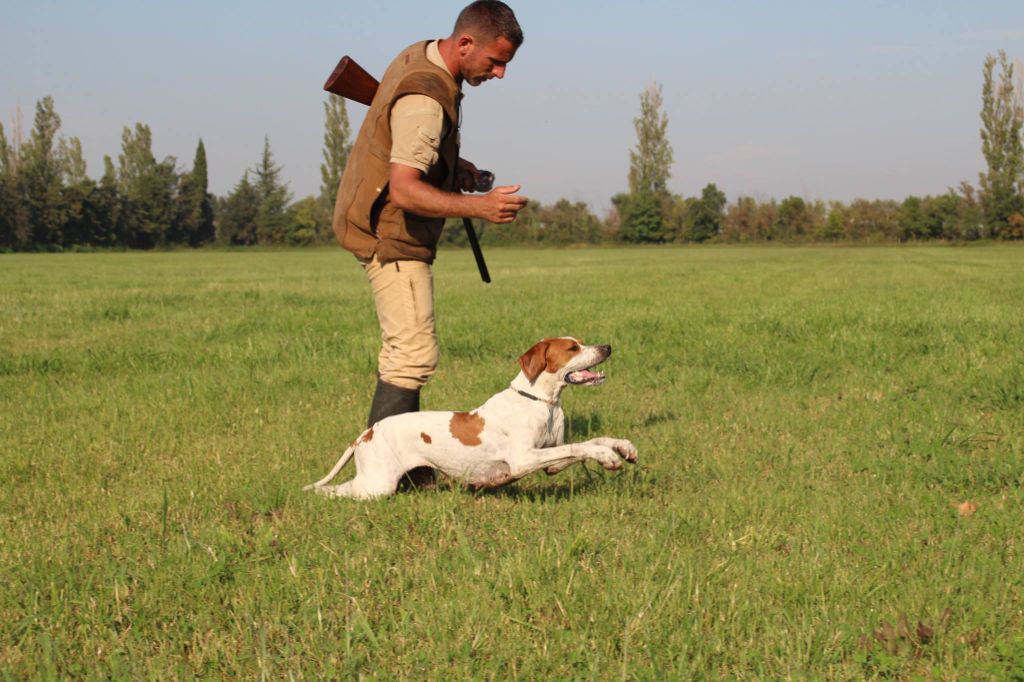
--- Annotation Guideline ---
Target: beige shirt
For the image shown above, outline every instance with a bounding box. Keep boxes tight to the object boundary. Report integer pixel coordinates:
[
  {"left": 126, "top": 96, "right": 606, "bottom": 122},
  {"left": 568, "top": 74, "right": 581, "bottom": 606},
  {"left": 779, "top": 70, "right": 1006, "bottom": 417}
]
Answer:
[{"left": 390, "top": 40, "right": 457, "bottom": 173}]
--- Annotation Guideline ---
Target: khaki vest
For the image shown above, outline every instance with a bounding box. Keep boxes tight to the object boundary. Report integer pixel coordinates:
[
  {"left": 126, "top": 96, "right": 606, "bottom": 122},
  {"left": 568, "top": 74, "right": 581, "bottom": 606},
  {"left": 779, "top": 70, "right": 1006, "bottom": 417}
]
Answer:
[{"left": 333, "top": 41, "right": 462, "bottom": 264}]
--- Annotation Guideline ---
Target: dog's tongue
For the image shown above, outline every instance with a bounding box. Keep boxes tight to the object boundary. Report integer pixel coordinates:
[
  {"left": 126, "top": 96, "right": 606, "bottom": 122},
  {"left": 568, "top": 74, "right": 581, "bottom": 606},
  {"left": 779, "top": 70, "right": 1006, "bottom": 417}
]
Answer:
[{"left": 569, "top": 369, "right": 605, "bottom": 384}]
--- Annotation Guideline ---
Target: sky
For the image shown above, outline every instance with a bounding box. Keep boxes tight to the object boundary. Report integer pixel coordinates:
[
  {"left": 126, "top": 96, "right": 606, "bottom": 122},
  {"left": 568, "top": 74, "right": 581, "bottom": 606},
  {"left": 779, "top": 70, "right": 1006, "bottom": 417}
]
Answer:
[{"left": 2, "top": 1, "right": 1023, "bottom": 214}]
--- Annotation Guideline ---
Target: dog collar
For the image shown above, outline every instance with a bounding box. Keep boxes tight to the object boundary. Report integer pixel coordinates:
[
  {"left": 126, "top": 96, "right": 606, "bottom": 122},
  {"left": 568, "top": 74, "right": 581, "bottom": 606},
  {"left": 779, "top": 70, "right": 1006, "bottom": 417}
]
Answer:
[{"left": 511, "top": 386, "right": 557, "bottom": 405}]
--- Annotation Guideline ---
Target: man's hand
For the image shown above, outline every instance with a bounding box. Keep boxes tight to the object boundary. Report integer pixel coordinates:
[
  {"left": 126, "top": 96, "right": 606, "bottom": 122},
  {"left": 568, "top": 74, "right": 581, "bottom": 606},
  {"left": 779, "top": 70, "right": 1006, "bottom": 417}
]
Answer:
[
  {"left": 455, "top": 158, "right": 480, "bottom": 193},
  {"left": 476, "top": 185, "right": 527, "bottom": 224},
  {"left": 390, "top": 163, "right": 527, "bottom": 223}
]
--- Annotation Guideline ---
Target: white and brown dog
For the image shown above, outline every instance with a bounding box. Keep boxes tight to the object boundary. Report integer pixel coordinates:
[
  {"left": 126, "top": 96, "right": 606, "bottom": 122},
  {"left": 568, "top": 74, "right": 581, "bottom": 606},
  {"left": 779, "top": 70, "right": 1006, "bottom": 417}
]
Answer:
[{"left": 304, "top": 337, "right": 638, "bottom": 499}]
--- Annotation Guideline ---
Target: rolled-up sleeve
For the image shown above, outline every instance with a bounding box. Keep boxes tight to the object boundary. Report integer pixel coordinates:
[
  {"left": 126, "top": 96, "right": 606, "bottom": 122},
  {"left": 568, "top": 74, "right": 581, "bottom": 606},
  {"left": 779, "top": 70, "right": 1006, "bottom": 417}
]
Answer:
[{"left": 390, "top": 95, "right": 445, "bottom": 173}]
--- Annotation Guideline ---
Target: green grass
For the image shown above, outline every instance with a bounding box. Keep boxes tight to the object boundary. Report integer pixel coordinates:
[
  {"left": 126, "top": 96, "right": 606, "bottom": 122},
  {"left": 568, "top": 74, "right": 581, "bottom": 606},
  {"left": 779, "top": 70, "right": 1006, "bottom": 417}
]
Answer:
[{"left": 1, "top": 245, "right": 1023, "bottom": 679}]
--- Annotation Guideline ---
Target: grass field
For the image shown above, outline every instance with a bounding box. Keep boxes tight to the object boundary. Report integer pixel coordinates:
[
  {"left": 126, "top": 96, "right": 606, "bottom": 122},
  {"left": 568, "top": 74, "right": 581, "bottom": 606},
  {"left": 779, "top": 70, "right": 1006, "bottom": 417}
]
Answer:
[{"left": 1, "top": 244, "right": 1023, "bottom": 678}]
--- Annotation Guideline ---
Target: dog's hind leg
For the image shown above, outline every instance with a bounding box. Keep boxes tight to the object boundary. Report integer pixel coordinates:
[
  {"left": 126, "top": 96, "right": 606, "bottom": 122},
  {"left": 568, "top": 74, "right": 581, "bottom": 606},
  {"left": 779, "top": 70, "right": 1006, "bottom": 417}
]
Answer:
[
  {"left": 314, "top": 476, "right": 398, "bottom": 500},
  {"left": 458, "top": 460, "right": 515, "bottom": 490},
  {"left": 312, "top": 440, "right": 411, "bottom": 499}
]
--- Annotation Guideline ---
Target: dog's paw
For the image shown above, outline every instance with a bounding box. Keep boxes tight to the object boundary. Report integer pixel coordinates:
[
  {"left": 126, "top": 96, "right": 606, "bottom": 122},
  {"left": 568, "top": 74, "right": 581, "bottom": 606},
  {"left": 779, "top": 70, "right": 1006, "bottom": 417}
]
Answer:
[
  {"left": 612, "top": 440, "right": 638, "bottom": 463},
  {"left": 594, "top": 447, "right": 624, "bottom": 471}
]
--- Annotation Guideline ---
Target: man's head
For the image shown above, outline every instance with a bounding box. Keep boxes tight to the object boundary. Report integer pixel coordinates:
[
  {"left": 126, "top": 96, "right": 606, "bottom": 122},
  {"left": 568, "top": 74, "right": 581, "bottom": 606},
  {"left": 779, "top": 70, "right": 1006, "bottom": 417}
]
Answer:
[{"left": 450, "top": 1, "right": 523, "bottom": 86}]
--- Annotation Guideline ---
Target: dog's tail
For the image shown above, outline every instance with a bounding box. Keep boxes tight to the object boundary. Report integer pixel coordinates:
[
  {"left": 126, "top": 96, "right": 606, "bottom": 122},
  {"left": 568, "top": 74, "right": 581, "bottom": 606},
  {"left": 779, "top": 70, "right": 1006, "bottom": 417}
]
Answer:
[{"left": 303, "top": 443, "right": 357, "bottom": 491}]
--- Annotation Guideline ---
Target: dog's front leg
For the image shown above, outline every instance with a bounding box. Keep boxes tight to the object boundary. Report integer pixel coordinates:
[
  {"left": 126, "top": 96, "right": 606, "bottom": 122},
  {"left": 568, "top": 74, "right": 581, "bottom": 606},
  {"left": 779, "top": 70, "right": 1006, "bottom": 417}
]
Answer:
[
  {"left": 539, "top": 438, "right": 639, "bottom": 475},
  {"left": 509, "top": 441, "right": 637, "bottom": 480}
]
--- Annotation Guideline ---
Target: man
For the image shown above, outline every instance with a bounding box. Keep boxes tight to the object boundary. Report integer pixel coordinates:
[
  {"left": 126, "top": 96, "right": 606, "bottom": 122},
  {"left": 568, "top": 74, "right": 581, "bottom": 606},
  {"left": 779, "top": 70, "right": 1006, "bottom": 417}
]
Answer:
[{"left": 332, "top": 2, "right": 527, "bottom": 447}]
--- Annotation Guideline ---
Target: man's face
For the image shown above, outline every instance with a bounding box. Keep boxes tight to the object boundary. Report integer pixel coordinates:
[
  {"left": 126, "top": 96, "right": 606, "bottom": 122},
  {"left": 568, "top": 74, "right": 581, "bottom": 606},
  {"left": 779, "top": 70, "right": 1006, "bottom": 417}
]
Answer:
[{"left": 459, "top": 35, "right": 517, "bottom": 86}]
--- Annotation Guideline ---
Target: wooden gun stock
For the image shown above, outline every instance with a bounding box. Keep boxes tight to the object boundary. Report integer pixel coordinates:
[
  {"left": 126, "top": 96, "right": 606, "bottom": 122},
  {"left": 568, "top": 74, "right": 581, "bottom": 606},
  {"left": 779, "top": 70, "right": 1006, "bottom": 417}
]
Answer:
[{"left": 323, "top": 56, "right": 379, "bottom": 106}]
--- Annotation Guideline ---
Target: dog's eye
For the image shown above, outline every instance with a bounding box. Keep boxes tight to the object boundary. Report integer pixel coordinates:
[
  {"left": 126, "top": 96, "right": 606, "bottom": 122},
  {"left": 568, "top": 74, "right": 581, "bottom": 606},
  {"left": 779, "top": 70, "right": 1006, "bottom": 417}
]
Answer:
[{"left": 570, "top": 344, "right": 580, "bottom": 351}]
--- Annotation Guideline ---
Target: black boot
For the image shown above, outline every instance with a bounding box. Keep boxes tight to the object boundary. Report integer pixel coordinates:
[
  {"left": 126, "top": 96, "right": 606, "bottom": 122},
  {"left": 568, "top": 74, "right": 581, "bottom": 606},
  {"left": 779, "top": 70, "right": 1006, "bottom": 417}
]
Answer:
[
  {"left": 366, "top": 379, "right": 436, "bottom": 489},
  {"left": 367, "top": 378, "right": 420, "bottom": 428}
]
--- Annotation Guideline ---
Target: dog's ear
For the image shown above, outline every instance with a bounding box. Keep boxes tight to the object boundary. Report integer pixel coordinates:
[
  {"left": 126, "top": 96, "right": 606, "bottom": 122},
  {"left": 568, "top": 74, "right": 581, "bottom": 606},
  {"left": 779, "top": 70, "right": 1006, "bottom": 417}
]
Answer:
[{"left": 518, "top": 341, "right": 548, "bottom": 384}]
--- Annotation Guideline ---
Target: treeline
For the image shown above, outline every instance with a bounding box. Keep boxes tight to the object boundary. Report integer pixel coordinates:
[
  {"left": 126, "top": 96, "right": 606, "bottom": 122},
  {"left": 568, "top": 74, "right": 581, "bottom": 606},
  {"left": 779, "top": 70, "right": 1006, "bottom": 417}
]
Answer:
[
  {"left": 1, "top": 98, "right": 216, "bottom": 250},
  {"left": 0, "top": 97, "right": 344, "bottom": 251},
  {"left": 439, "top": 184, "right": 1010, "bottom": 247},
  {"left": 2, "top": 50, "right": 1021, "bottom": 251},
  {"left": 596, "top": 51, "right": 1023, "bottom": 246}
]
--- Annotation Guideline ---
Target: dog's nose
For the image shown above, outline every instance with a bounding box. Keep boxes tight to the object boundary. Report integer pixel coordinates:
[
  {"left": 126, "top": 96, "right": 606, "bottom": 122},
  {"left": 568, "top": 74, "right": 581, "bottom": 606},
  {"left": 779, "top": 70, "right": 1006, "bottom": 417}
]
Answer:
[{"left": 598, "top": 345, "right": 611, "bottom": 356}]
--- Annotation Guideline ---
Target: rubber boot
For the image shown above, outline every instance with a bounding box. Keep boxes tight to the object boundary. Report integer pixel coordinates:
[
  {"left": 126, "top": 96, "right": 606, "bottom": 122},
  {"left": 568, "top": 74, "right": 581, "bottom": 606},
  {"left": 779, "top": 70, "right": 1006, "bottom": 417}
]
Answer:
[
  {"left": 366, "top": 379, "right": 436, "bottom": 489},
  {"left": 367, "top": 378, "right": 420, "bottom": 428}
]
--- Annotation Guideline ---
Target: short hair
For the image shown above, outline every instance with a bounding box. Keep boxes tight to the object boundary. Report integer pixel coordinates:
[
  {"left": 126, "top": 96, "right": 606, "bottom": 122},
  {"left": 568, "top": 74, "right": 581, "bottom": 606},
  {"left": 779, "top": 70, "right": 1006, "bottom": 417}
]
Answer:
[{"left": 453, "top": 1, "right": 524, "bottom": 48}]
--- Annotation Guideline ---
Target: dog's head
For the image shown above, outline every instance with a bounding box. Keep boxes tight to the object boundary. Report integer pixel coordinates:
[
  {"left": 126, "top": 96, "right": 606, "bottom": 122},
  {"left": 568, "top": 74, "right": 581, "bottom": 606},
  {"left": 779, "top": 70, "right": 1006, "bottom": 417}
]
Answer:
[{"left": 517, "top": 337, "right": 611, "bottom": 387}]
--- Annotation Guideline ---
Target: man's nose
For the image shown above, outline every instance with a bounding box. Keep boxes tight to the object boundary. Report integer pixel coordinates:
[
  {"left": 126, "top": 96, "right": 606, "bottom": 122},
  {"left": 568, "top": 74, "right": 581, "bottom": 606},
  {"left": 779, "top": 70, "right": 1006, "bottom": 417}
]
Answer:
[{"left": 492, "top": 64, "right": 506, "bottom": 79}]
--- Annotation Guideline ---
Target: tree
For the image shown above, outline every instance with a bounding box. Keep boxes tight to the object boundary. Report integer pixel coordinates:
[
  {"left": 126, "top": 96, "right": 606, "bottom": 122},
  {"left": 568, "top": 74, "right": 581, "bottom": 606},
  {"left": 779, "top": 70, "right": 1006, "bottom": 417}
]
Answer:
[
  {"left": 320, "top": 95, "right": 352, "bottom": 241},
  {"left": 217, "top": 171, "right": 261, "bottom": 245},
  {"left": 685, "top": 183, "right": 727, "bottom": 242},
  {"left": 56, "top": 136, "right": 103, "bottom": 247},
  {"left": 819, "top": 202, "right": 846, "bottom": 241},
  {"left": 58, "top": 136, "right": 88, "bottom": 186},
  {"left": 954, "top": 181, "right": 985, "bottom": 240},
  {"left": 0, "top": 122, "right": 17, "bottom": 249},
  {"left": 615, "top": 191, "right": 665, "bottom": 243},
  {"left": 118, "top": 123, "right": 178, "bottom": 248},
  {"left": 178, "top": 139, "right": 215, "bottom": 246},
  {"left": 979, "top": 50, "right": 1024, "bottom": 238},
  {"left": 21, "top": 96, "right": 66, "bottom": 248},
  {"left": 773, "top": 196, "right": 818, "bottom": 241},
  {"left": 93, "top": 156, "right": 123, "bottom": 246},
  {"left": 629, "top": 83, "right": 673, "bottom": 195},
  {"left": 289, "top": 196, "right": 322, "bottom": 245},
  {"left": 845, "top": 199, "right": 900, "bottom": 241},
  {"left": 721, "top": 196, "right": 777, "bottom": 242},
  {"left": 252, "top": 136, "right": 292, "bottom": 243},
  {"left": 534, "top": 199, "right": 601, "bottom": 244},
  {"left": 619, "top": 82, "right": 675, "bottom": 243}
]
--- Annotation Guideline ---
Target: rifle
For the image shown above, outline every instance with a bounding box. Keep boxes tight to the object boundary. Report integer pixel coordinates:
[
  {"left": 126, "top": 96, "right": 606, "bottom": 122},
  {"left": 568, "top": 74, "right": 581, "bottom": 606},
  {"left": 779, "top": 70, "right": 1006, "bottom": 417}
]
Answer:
[{"left": 324, "top": 56, "right": 491, "bottom": 284}]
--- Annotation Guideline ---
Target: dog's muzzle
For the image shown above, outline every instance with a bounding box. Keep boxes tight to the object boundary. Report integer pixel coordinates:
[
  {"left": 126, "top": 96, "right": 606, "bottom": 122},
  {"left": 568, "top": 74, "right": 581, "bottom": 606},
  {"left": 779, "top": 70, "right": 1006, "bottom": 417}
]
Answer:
[{"left": 566, "top": 345, "right": 611, "bottom": 385}]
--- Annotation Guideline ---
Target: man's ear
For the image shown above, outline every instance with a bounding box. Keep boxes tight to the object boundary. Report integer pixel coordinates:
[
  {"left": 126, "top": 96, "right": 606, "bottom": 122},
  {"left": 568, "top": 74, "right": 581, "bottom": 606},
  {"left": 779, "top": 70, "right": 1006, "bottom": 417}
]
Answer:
[
  {"left": 457, "top": 34, "right": 475, "bottom": 56},
  {"left": 518, "top": 341, "right": 548, "bottom": 384}
]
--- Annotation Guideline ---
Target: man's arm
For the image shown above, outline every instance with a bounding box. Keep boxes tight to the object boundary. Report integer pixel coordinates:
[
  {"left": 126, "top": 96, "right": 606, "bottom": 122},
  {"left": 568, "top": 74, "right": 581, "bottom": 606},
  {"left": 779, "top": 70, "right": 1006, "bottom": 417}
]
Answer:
[{"left": 389, "top": 164, "right": 526, "bottom": 224}]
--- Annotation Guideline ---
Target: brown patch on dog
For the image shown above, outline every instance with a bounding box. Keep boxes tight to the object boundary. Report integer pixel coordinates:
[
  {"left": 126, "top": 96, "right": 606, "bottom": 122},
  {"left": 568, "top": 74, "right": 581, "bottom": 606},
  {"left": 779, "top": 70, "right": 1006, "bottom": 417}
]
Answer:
[
  {"left": 420, "top": 432, "right": 432, "bottom": 444},
  {"left": 518, "top": 338, "right": 585, "bottom": 383},
  {"left": 543, "top": 337, "right": 584, "bottom": 374},
  {"left": 518, "top": 341, "right": 549, "bottom": 383},
  {"left": 449, "top": 411, "right": 485, "bottom": 446},
  {"left": 359, "top": 428, "right": 374, "bottom": 444}
]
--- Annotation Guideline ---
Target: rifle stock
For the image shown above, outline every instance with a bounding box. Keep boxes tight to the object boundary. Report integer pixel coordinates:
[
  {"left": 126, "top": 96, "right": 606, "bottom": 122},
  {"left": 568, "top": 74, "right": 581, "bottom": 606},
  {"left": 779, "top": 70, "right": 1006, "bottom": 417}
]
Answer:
[
  {"left": 324, "top": 54, "right": 492, "bottom": 284},
  {"left": 323, "top": 56, "right": 379, "bottom": 106}
]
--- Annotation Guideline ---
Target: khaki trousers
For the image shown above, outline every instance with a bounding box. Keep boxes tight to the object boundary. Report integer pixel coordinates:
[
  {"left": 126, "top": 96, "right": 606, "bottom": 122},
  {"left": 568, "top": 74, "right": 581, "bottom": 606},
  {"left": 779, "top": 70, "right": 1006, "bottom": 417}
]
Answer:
[{"left": 361, "top": 255, "right": 438, "bottom": 390}]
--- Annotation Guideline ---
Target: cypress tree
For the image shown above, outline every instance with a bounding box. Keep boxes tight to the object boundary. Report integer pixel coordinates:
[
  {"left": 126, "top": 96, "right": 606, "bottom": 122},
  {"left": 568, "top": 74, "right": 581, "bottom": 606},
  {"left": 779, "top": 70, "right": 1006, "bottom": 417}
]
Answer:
[
  {"left": 180, "top": 139, "right": 215, "bottom": 245},
  {"left": 320, "top": 95, "right": 352, "bottom": 240}
]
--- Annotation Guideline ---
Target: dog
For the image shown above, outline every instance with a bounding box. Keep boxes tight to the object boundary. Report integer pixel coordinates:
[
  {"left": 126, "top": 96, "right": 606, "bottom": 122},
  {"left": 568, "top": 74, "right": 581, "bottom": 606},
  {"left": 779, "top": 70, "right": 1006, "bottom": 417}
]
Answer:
[{"left": 304, "top": 337, "right": 638, "bottom": 499}]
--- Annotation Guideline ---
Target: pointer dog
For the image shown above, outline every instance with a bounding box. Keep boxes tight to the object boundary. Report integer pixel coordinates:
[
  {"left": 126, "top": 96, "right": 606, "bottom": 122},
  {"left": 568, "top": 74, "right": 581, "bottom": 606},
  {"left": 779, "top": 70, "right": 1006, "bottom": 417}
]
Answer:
[{"left": 304, "top": 337, "right": 638, "bottom": 499}]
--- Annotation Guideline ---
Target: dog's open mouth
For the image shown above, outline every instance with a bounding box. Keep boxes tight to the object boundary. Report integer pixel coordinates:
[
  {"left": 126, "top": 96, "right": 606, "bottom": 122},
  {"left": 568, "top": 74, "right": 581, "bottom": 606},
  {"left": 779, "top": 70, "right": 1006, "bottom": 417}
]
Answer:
[{"left": 566, "top": 368, "right": 606, "bottom": 385}]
